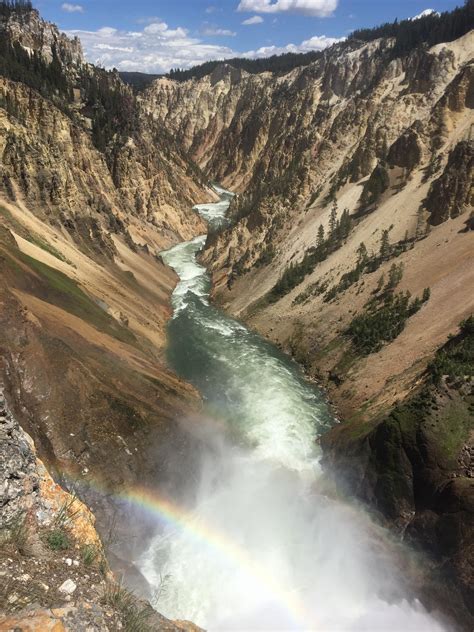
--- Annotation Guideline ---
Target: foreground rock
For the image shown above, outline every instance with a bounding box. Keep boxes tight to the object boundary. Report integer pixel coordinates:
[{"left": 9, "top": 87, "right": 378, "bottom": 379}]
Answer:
[{"left": 0, "top": 389, "right": 202, "bottom": 631}]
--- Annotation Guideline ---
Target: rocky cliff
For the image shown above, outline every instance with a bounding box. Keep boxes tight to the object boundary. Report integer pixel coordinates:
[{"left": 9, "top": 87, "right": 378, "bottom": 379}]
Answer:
[
  {"left": 146, "top": 18, "right": 474, "bottom": 626},
  {"left": 0, "top": 389, "right": 202, "bottom": 631},
  {"left": 0, "top": 4, "right": 213, "bottom": 617}
]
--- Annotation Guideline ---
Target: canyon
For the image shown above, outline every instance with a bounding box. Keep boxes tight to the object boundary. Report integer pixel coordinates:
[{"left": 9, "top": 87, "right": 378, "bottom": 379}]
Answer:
[
  {"left": 0, "top": 2, "right": 473, "bottom": 630},
  {"left": 146, "top": 28, "right": 474, "bottom": 626}
]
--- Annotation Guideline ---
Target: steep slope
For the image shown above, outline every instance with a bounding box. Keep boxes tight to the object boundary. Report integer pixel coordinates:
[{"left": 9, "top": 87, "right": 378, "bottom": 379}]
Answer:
[
  {"left": 146, "top": 17, "right": 474, "bottom": 625},
  {"left": 0, "top": 3, "right": 212, "bottom": 590},
  {"left": 147, "top": 28, "right": 473, "bottom": 419}
]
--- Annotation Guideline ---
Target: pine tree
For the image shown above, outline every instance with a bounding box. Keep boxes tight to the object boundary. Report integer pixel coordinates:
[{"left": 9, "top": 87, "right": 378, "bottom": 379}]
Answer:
[
  {"left": 339, "top": 208, "right": 352, "bottom": 239},
  {"left": 376, "top": 273, "right": 385, "bottom": 292},
  {"left": 329, "top": 202, "right": 338, "bottom": 240},
  {"left": 379, "top": 229, "right": 390, "bottom": 259},
  {"left": 387, "top": 262, "right": 404, "bottom": 289},
  {"left": 356, "top": 242, "right": 368, "bottom": 267},
  {"left": 317, "top": 224, "right": 325, "bottom": 248},
  {"left": 415, "top": 207, "right": 425, "bottom": 240}
]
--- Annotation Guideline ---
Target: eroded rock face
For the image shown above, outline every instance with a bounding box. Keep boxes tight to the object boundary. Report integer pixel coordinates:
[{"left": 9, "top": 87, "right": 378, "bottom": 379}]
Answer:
[
  {"left": 425, "top": 141, "right": 474, "bottom": 225},
  {"left": 146, "top": 33, "right": 473, "bottom": 285},
  {"left": 0, "top": 7, "right": 209, "bottom": 608},
  {"left": 0, "top": 390, "right": 37, "bottom": 528},
  {"left": 387, "top": 129, "right": 422, "bottom": 172},
  {"left": 0, "top": 7, "right": 210, "bottom": 254},
  {"left": 1, "top": 8, "right": 83, "bottom": 67}
]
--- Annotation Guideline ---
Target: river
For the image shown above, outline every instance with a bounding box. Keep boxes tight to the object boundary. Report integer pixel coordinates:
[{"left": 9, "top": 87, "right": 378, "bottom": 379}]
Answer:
[{"left": 140, "top": 187, "right": 446, "bottom": 631}]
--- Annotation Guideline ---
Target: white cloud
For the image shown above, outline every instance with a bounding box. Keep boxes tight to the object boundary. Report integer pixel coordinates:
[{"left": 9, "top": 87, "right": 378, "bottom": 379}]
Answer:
[
  {"left": 66, "top": 20, "right": 237, "bottom": 73},
  {"left": 68, "top": 18, "right": 341, "bottom": 73},
  {"left": 237, "top": 0, "right": 338, "bottom": 17},
  {"left": 201, "top": 26, "right": 237, "bottom": 36},
  {"left": 244, "top": 33, "right": 342, "bottom": 57},
  {"left": 61, "top": 2, "right": 84, "bottom": 12},
  {"left": 410, "top": 8, "right": 439, "bottom": 20},
  {"left": 242, "top": 15, "right": 264, "bottom": 25}
]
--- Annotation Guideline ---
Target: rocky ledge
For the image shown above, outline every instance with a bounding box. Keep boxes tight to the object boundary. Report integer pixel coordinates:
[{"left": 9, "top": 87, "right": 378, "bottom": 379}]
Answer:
[{"left": 0, "top": 389, "right": 201, "bottom": 631}]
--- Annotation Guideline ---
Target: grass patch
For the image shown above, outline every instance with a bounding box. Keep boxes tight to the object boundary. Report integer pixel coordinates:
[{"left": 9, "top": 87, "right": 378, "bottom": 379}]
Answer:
[
  {"left": 45, "top": 528, "right": 70, "bottom": 551},
  {"left": 313, "top": 336, "right": 344, "bottom": 362},
  {"left": 0, "top": 205, "right": 24, "bottom": 234},
  {"left": 430, "top": 397, "right": 473, "bottom": 465},
  {"left": 13, "top": 251, "right": 137, "bottom": 346},
  {"left": 102, "top": 581, "right": 154, "bottom": 632},
  {"left": 0, "top": 207, "right": 72, "bottom": 264},
  {"left": 81, "top": 543, "right": 99, "bottom": 566},
  {"left": 26, "top": 234, "right": 73, "bottom": 265},
  {"left": 0, "top": 514, "right": 28, "bottom": 551}
]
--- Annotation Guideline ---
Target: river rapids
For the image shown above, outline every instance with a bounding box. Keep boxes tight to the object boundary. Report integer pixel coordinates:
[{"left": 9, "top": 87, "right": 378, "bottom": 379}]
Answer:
[{"left": 140, "top": 187, "right": 446, "bottom": 631}]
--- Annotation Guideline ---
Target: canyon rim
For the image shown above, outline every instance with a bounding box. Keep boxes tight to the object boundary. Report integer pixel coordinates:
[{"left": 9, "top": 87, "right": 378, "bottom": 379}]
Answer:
[{"left": 0, "top": 1, "right": 473, "bottom": 630}]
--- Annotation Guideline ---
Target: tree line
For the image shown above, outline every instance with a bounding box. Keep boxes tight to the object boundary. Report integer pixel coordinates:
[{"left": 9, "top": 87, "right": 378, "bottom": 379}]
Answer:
[
  {"left": 0, "top": 0, "right": 32, "bottom": 17},
  {"left": 349, "top": 0, "right": 473, "bottom": 58},
  {"left": 167, "top": 49, "right": 326, "bottom": 82},
  {"left": 269, "top": 204, "right": 351, "bottom": 301}
]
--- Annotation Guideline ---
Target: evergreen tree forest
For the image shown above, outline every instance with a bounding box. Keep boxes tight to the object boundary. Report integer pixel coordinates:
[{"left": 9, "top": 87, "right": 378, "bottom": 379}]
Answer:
[
  {"left": 0, "top": 0, "right": 32, "bottom": 18},
  {"left": 346, "top": 288, "right": 430, "bottom": 355},
  {"left": 167, "top": 49, "right": 326, "bottom": 82},
  {"left": 349, "top": 0, "right": 473, "bottom": 57},
  {"left": 0, "top": 34, "right": 70, "bottom": 99},
  {"left": 268, "top": 206, "right": 352, "bottom": 301}
]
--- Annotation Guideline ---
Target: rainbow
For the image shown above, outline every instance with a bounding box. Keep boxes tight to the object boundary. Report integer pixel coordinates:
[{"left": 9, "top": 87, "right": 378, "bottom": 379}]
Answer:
[
  {"left": 67, "top": 471, "right": 316, "bottom": 629},
  {"left": 117, "top": 485, "right": 315, "bottom": 629}
]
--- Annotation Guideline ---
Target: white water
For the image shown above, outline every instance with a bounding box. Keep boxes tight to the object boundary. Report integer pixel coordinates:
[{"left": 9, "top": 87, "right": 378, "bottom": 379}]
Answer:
[{"left": 141, "top": 187, "right": 447, "bottom": 631}]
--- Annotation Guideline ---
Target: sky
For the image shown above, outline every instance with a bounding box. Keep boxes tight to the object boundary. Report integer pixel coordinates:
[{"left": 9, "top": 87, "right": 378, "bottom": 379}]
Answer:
[{"left": 35, "top": 0, "right": 463, "bottom": 73}]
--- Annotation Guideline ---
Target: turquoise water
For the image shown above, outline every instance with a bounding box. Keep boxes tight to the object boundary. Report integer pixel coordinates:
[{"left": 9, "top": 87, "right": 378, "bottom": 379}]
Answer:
[{"left": 141, "top": 188, "right": 445, "bottom": 631}]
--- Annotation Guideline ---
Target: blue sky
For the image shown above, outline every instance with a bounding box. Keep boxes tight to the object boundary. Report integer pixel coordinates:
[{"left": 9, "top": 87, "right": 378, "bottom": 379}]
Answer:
[{"left": 35, "top": 0, "right": 462, "bottom": 73}]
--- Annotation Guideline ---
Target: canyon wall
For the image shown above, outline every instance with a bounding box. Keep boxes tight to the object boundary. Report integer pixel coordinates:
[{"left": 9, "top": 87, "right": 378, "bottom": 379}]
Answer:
[
  {"left": 0, "top": 7, "right": 212, "bottom": 601},
  {"left": 147, "top": 27, "right": 474, "bottom": 624}
]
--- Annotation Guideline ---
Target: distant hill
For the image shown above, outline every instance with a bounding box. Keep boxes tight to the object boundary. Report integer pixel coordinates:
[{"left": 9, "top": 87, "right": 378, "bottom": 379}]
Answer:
[
  {"left": 166, "top": 49, "right": 329, "bottom": 82},
  {"left": 119, "top": 71, "right": 163, "bottom": 91},
  {"left": 165, "top": 0, "right": 473, "bottom": 83}
]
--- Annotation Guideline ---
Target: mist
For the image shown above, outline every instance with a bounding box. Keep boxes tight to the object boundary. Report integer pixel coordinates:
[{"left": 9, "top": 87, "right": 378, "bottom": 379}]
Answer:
[{"left": 138, "top": 189, "right": 447, "bottom": 631}]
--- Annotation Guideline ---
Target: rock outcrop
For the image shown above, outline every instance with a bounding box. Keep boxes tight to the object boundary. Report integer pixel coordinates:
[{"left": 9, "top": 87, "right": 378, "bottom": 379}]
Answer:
[
  {"left": 425, "top": 140, "right": 474, "bottom": 225},
  {"left": 0, "top": 389, "right": 202, "bottom": 631}
]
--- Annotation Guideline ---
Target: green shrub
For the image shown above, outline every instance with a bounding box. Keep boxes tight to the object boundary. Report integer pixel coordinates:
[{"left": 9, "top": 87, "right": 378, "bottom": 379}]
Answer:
[{"left": 46, "top": 528, "right": 70, "bottom": 551}]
